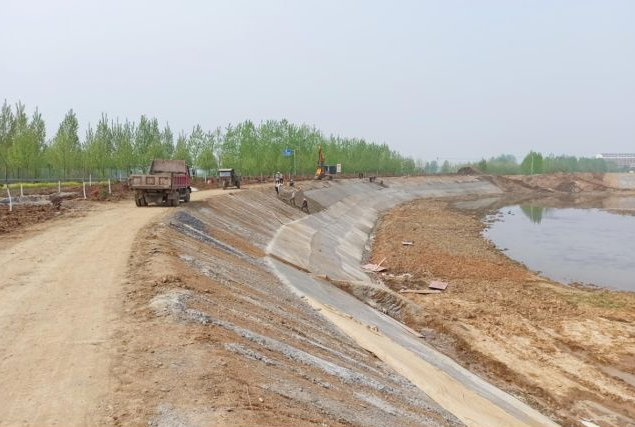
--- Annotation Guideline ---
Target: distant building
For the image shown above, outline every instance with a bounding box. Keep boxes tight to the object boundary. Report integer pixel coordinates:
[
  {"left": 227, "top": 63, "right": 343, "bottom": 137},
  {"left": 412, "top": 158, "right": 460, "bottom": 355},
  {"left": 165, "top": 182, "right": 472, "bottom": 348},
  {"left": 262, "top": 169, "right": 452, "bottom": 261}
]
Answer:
[{"left": 596, "top": 153, "right": 635, "bottom": 170}]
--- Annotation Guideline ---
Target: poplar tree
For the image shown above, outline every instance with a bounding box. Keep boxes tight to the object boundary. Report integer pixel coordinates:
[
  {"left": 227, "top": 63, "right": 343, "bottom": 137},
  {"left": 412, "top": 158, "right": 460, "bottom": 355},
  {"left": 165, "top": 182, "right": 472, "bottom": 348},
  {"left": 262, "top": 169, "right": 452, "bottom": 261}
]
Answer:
[
  {"left": 0, "top": 100, "right": 14, "bottom": 180},
  {"left": 134, "top": 116, "right": 164, "bottom": 167},
  {"left": 196, "top": 131, "right": 217, "bottom": 173},
  {"left": 84, "top": 114, "right": 114, "bottom": 177},
  {"left": 188, "top": 125, "right": 205, "bottom": 167},
  {"left": 173, "top": 132, "right": 191, "bottom": 164},
  {"left": 112, "top": 119, "right": 136, "bottom": 174},
  {"left": 49, "top": 109, "right": 81, "bottom": 178},
  {"left": 521, "top": 151, "right": 543, "bottom": 175},
  {"left": 9, "top": 103, "right": 45, "bottom": 179},
  {"left": 161, "top": 124, "right": 174, "bottom": 160}
]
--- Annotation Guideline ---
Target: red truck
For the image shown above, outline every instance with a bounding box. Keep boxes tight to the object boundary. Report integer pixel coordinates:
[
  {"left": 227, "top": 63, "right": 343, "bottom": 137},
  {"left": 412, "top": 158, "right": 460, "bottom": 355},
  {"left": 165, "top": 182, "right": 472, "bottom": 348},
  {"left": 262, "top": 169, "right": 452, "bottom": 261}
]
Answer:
[{"left": 128, "top": 159, "right": 193, "bottom": 207}]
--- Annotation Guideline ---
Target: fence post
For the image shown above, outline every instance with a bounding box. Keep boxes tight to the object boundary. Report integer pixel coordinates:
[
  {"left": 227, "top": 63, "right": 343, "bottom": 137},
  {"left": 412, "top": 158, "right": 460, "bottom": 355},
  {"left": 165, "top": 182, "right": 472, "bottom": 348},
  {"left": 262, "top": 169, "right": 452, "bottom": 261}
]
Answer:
[
  {"left": 20, "top": 183, "right": 24, "bottom": 198},
  {"left": 83, "top": 181, "right": 87, "bottom": 199},
  {"left": 58, "top": 180, "right": 61, "bottom": 193},
  {"left": 7, "top": 186, "right": 12, "bottom": 212},
  {"left": 108, "top": 179, "right": 112, "bottom": 194},
  {"left": 89, "top": 173, "right": 92, "bottom": 187}
]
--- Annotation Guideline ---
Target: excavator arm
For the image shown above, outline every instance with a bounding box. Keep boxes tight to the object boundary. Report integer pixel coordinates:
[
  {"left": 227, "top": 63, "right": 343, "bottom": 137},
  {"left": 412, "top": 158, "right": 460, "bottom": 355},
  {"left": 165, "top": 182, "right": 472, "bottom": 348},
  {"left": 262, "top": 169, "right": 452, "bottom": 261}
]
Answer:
[{"left": 314, "top": 145, "right": 326, "bottom": 179}]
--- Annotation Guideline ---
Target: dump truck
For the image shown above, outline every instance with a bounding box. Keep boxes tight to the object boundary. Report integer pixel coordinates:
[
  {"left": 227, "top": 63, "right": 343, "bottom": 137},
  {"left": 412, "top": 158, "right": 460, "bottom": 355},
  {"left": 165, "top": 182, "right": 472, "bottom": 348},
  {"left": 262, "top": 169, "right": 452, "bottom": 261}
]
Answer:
[
  {"left": 218, "top": 168, "right": 241, "bottom": 189},
  {"left": 128, "top": 159, "right": 192, "bottom": 207}
]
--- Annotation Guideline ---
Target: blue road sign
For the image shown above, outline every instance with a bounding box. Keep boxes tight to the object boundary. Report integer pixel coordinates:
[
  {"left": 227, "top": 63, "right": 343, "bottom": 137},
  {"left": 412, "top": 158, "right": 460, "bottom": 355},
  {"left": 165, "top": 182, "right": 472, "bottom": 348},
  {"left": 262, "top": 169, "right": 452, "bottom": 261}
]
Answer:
[{"left": 282, "top": 148, "right": 292, "bottom": 156}]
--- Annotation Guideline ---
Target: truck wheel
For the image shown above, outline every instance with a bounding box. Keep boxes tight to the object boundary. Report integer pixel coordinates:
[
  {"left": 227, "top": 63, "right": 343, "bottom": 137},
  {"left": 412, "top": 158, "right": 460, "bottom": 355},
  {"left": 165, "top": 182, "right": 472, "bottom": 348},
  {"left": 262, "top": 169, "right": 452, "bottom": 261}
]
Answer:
[
  {"left": 172, "top": 192, "right": 180, "bottom": 207},
  {"left": 135, "top": 193, "right": 148, "bottom": 207},
  {"left": 235, "top": 180, "right": 241, "bottom": 189},
  {"left": 223, "top": 181, "right": 228, "bottom": 190},
  {"left": 184, "top": 189, "right": 191, "bottom": 202}
]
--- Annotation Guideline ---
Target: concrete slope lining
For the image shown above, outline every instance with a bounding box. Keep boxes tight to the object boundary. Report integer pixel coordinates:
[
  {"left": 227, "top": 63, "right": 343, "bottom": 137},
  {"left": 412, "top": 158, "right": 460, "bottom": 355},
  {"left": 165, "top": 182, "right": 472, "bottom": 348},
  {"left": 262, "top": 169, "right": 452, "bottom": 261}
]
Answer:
[
  {"left": 269, "top": 259, "right": 559, "bottom": 427},
  {"left": 271, "top": 177, "right": 502, "bottom": 282},
  {"left": 266, "top": 177, "right": 559, "bottom": 427}
]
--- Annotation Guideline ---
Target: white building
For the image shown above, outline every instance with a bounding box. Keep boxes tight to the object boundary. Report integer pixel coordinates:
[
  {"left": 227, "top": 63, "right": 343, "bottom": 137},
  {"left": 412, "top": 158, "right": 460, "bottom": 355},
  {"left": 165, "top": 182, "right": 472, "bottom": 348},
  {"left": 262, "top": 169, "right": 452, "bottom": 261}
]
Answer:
[{"left": 596, "top": 153, "right": 635, "bottom": 170}]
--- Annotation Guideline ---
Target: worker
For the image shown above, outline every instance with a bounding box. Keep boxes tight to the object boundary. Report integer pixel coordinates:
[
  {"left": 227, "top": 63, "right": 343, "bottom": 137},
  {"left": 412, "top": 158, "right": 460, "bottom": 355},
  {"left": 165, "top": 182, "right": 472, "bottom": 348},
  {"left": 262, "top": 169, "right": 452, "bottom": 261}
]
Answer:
[
  {"left": 275, "top": 181, "right": 281, "bottom": 195},
  {"left": 301, "top": 197, "right": 309, "bottom": 213},
  {"left": 290, "top": 189, "right": 296, "bottom": 206}
]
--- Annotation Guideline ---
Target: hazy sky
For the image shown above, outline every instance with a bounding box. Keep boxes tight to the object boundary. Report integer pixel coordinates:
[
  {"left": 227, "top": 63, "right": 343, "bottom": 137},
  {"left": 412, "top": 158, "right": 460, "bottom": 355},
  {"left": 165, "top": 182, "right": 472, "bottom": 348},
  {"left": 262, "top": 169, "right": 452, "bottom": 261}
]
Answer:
[{"left": 1, "top": 0, "right": 634, "bottom": 161}]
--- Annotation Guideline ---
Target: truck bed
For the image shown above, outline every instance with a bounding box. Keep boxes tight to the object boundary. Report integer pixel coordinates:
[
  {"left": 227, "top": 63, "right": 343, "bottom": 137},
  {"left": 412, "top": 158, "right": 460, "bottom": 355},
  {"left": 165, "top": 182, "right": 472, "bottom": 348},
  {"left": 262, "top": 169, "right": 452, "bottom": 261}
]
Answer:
[{"left": 129, "top": 173, "right": 189, "bottom": 190}]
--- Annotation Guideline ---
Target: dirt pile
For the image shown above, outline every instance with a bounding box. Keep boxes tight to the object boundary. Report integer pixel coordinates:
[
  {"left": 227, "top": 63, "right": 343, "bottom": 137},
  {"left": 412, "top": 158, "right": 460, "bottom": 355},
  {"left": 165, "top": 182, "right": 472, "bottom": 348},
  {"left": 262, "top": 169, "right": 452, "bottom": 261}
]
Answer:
[
  {"left": 500, "top": 173, "right": 613, "bottom": 193},
  {"left": 0, "top": 193, "right": 83, "bottom": 234},
  {"left": 0, "top": 183, "right": 132, "bottom": 234},
  {"left": 369, "top": 198, "right": 635, "bottom": 427},
  {"left": 457, "top": 166, "right": 482, "bottom": 175},
  {"left": 85, "top": 181, "right": 131, "bottom": 201},
  {"left": 0, "top": 204, "right": 61, "bottom": 234},
  {"left": 475, "top": 172, "right": 625, "bottom": 195}
]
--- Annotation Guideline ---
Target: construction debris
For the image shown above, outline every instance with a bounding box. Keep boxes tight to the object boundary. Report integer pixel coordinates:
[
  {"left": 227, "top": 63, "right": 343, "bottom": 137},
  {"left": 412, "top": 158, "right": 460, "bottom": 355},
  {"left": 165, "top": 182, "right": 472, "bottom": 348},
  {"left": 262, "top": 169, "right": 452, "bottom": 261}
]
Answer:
[
  {"left": 362, "top": 257, "right": 387, "bottom": 272},
  {"left": 399, "top": 289, "right": 442, "bottom": 295},
  {"left": 428, "top": 281, "right": 449, "bottom": 290}
]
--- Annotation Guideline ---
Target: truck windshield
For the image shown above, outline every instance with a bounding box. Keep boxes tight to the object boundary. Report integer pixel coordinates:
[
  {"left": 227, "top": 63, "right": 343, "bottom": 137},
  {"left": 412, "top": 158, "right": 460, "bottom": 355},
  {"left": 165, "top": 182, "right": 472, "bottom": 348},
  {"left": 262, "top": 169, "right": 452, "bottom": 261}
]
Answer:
[{"left": 219, "top": 171, "right": 231, "bottom": 177}]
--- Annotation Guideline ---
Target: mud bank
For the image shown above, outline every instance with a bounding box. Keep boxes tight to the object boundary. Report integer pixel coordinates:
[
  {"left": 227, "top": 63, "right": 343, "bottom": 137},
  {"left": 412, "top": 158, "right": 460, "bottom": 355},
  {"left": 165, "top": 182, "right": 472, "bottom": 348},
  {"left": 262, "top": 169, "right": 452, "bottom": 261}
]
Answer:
[{"left": 369, "top": 198, "right": 635, "bottom": 427}]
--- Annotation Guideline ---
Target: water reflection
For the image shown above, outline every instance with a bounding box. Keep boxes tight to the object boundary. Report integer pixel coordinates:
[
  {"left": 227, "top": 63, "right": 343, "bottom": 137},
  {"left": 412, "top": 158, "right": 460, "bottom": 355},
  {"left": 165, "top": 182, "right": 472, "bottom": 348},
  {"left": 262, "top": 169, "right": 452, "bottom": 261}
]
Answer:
[
  {"left": 484, "top": 205, "right": 635, "bottom": 291},
  {"left": 519, "top": 205, "right": 553, "bottom": 224}
]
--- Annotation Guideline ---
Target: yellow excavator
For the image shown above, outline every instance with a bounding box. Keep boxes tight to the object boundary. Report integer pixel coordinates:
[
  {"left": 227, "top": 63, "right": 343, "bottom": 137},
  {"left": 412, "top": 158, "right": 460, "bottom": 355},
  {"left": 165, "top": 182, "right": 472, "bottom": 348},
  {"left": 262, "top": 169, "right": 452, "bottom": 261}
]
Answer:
[{"left": 314, "top": 146, "right": 337, "bottom": 180}]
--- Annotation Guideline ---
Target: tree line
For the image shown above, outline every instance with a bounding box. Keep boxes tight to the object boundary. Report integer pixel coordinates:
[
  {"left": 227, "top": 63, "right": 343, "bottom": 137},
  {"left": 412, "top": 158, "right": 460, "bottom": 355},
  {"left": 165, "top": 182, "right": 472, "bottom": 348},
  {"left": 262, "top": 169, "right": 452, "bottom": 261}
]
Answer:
[
  {"left": 0, "top": 100, "right": 621, "bottom": 182},
  {"left": 389, "top": 153, "right": 616, "bottom": 176},
  {"left": 0, "top": 101, "right": 417, "bottom": 181},
  {"left": 462, "top": 152, "right": 618, "bottom": 175}
]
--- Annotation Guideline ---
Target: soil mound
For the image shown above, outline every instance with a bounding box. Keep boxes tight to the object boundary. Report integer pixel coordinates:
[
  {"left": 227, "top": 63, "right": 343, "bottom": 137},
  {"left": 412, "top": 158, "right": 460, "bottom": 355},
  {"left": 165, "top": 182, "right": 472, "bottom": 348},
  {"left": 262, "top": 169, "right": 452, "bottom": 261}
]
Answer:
[{"left": 457, "top": 166, "right": 482, "bottom": 175}]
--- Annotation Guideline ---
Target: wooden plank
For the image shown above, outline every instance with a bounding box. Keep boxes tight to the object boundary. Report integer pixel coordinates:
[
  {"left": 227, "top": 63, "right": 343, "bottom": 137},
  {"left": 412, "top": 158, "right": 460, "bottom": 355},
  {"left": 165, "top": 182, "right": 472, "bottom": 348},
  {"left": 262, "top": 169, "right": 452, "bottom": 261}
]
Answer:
[{"left": 399, "top": 289, "right": 441, "bottom": 295}]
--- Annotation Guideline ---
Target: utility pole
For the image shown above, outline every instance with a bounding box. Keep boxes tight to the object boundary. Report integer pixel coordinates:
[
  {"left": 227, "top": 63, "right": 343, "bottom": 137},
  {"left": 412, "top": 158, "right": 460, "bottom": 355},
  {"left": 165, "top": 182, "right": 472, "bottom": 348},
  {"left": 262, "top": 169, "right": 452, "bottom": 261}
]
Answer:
[{"left": 531, "top": 152, "right": 534, "bottom": 175}]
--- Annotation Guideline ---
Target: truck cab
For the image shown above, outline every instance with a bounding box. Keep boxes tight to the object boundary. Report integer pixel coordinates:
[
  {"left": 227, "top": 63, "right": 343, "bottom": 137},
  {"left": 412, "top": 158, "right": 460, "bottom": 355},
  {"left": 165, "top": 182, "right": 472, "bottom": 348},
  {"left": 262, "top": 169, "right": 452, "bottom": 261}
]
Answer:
[{"left": 218, "top": 168, "right": 241, "bottom": 189}]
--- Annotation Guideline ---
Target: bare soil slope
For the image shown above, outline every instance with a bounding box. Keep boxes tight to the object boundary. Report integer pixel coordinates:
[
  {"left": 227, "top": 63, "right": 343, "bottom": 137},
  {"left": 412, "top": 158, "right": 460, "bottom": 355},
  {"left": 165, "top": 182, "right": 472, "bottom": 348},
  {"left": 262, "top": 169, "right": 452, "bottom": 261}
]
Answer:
[
  {"left": 103, "top": 193, "right": 462, "bottom": 427},
  {"left": 369, "top": 198, "right": 635, "bottom": 427}
]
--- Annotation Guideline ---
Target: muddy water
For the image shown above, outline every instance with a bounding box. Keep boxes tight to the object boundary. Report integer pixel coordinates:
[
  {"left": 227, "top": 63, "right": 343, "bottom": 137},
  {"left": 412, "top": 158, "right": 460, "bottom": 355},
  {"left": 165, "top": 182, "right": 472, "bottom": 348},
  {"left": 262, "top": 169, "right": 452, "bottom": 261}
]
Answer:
[{"left": 484, "top": 205, "right": 635, "bottom": 291}]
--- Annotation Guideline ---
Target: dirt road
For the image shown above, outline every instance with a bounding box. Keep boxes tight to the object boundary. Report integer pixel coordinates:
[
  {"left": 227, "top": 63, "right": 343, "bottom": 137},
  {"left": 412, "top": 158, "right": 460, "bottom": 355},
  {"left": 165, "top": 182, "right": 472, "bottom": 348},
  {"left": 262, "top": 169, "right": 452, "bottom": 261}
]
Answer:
[{"left": 0, "top": 190, "right": 218, "bottom": 426}]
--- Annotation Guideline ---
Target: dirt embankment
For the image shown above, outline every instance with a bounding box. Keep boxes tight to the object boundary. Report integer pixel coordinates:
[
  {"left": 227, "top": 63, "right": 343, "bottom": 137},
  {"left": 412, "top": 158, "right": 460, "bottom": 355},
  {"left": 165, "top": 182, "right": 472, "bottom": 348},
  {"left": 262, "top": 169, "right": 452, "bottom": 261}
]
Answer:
[
  {"left": 368, "top": 198, "right": 635, "bottom": 427},
  {"left": 103, "top": 192, "right": 461, "bottom": 427},
  {"left": 480, "top": 172, "right": 616, "bottom": 194}
]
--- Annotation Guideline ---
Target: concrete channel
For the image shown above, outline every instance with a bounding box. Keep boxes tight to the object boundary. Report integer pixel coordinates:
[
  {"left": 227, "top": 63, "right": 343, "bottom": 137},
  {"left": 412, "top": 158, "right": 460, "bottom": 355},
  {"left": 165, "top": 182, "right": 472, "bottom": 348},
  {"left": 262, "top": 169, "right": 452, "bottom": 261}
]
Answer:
[{"left": 266, "top": 176, "right": 561, "bottom": 427}]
